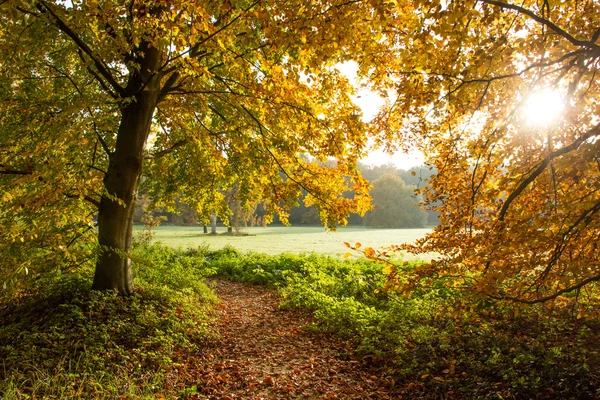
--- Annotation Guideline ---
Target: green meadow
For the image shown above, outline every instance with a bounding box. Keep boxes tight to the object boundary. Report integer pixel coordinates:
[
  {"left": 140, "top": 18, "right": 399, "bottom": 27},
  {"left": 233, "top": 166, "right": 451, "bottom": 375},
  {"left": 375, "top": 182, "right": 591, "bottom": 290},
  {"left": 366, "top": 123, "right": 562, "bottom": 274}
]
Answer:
[{"left": 136, "top": 225, "right": 434, "bottom": 259}]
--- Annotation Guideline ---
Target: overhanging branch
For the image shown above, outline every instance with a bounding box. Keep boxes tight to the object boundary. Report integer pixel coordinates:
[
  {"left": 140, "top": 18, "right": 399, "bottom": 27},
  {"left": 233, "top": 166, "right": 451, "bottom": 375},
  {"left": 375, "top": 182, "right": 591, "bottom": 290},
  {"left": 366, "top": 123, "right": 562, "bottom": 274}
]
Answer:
[
  {"left": 480, "top": 0, "right": 600, "bottom": 53},
  {"left": 499, "top": 123, "right": 600, "bottom": 221},
  {"left": 490, "top": 272, "right": 600, "bottom": 304},
  {"left": 36, "top": 0, "right": 125, "bottom": 97}
]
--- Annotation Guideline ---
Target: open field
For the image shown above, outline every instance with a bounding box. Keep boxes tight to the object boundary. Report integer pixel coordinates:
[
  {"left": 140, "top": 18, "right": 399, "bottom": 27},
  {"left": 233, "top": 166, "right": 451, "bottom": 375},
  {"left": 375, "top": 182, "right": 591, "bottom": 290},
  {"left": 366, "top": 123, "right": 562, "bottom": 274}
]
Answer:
[{"left": 135, "top": 225, "right": 435, "bottom": 259}]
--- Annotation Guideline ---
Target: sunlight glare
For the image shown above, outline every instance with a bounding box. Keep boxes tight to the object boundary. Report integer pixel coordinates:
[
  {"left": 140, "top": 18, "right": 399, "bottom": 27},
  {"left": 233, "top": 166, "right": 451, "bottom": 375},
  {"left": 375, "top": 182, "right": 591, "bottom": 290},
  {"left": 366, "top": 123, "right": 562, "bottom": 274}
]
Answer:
[{"left": 524, "top": 89, "right": 564, "bottom": 127}]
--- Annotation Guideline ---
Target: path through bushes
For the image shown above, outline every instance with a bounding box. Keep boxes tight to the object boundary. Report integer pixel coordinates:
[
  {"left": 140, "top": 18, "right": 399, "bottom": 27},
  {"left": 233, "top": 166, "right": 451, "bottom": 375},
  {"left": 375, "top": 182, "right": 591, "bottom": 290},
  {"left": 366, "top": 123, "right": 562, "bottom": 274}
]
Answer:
[{"left": 194, "top": 279, "right": 398, "bottom": 399}]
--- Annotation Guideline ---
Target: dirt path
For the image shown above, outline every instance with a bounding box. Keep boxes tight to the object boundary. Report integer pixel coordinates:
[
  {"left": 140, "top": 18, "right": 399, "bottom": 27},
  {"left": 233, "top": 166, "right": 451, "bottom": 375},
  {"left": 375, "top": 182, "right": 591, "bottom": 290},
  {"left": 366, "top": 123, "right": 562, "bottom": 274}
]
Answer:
[{"left": 194, "top": 278, "right": 397, "bottom": 399}]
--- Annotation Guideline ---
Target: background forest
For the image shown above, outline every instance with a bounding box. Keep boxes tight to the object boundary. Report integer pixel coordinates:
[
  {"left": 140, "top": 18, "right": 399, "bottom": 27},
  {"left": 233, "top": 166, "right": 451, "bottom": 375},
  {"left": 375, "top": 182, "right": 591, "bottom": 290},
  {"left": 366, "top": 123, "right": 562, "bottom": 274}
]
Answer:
[{"left": 138, "top": 162, "right": 438, "bottom": 229}]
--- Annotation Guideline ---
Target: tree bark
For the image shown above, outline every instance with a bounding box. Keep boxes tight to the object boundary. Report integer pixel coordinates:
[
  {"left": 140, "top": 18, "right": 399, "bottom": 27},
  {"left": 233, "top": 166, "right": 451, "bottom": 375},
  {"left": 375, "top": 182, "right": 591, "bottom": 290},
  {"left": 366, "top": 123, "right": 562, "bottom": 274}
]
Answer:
[
  {"left": 92, "top": 44, "right": 162, "bottom": 295},
  {"left": 211, "top": 210, "right": 217, "bottom": 234}
]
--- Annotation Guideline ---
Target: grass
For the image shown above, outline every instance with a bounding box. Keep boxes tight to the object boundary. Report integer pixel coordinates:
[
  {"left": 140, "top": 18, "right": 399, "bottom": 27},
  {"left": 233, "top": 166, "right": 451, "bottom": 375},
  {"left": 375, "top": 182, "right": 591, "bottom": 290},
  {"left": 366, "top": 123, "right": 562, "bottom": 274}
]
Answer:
[{"left": 136, "top": 224, "right": 434, "bottom": 259}]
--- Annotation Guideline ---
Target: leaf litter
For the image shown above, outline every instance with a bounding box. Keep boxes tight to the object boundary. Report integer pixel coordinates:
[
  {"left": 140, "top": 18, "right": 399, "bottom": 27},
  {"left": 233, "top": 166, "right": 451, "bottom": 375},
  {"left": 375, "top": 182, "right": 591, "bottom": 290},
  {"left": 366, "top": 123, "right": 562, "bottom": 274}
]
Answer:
[{"left": 187, "top": 278, "right": 396, "bottom": 399}]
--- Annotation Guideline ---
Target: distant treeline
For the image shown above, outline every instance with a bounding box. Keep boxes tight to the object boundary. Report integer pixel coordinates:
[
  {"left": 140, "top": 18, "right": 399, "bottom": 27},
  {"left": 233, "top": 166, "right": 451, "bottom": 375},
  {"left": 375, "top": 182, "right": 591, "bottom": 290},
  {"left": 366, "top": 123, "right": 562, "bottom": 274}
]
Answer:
[{"left": 136, "top": 163, "right": 438, "bottom": 229}]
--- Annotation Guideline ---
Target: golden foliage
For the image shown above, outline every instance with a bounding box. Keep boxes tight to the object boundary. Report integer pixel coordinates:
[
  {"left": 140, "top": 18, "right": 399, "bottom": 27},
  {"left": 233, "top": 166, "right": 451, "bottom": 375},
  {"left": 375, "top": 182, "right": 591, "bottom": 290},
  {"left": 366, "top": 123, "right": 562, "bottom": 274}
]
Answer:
[{"left": 367, "top": 0, "right": 600, "bottom": 303}]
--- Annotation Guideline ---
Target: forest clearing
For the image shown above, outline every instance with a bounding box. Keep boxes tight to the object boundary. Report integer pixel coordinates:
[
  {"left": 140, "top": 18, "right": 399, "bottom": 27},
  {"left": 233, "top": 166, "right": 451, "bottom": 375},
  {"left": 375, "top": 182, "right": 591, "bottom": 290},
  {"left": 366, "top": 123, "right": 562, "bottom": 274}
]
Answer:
[{"left": 136, "top": 225, "right": 433, "bottom": 258}]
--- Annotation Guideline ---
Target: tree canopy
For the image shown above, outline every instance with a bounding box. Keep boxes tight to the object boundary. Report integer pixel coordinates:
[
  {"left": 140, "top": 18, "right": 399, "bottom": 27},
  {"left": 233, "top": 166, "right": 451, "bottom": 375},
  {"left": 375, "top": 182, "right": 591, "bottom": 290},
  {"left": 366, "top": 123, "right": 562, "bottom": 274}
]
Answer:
[
  {"left": 0, "top": 0, "right": 390, "bottom": 294},
  {"left": 367, "top": 0, "right": 600, "bottom": 303},
  {"left": 1, "top": 0, "right": 599, "bottom": 304},
  {"left": 363, "top": 174, "right": 427, "bottom": 228}
]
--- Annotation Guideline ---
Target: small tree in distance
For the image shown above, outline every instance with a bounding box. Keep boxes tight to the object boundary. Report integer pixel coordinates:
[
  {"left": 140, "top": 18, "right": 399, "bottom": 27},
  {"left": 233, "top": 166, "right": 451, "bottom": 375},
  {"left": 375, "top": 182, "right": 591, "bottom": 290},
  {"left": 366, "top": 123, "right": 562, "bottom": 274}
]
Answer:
[{"left": 363, "top": 174, "right": 427, "bottom": 229}]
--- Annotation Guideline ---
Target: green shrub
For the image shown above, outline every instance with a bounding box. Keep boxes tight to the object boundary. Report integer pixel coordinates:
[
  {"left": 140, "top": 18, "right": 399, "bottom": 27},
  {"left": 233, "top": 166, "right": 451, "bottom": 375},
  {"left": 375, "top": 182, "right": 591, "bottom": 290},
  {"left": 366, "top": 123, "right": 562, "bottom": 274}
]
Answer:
[
  {"left": 132, "top": 242, "right": 217, "bottom": 296},
  {"left": 206, "top": 248, "right": 600, "bottom": 399},
  {"left": 0, "top": 243, "right": 217, "bottom": 399}
]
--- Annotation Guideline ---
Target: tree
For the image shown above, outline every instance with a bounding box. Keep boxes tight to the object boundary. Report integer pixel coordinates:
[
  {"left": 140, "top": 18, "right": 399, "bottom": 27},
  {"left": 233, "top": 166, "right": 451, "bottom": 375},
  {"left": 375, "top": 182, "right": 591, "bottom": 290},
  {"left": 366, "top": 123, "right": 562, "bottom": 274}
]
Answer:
[
  {"left": 363, "top": 174, "right": 427, "bottom": 228},
  {"left": 358, "top": 162, "right": 439, "bottom": 225},
  {"left": 366, "top": 1, "right": 600, "bottom": 302},
  {"left": 0, "top": 0, "right": 390, "bottom": 294}
]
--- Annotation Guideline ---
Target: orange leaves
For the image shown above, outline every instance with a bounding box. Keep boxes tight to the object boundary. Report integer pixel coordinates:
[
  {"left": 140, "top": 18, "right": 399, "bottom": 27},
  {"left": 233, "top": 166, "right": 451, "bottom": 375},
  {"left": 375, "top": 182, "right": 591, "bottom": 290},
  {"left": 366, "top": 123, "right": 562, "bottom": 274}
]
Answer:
[
  {"left": 343, "top": 241, "right": 385, "bottom": 266},
  {"left": 373, "top": 1, "right": 600, "bottom": 304},
  {"left": 262, "top": 375, "right": 274, "bottom": 385},
  {"left": 363, "top": 247, "right": 375, "bottom": 258},
  {"left": 344, "top": 241, "right": 379, "bottom": 261}
]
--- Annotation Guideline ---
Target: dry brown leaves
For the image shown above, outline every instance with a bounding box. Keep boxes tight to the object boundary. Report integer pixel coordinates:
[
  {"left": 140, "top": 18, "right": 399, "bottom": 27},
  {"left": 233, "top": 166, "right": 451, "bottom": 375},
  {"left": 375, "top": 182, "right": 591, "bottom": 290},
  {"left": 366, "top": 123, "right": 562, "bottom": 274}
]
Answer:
[{"left": 185, "top": 278, "right": 399, "bottom": 399}]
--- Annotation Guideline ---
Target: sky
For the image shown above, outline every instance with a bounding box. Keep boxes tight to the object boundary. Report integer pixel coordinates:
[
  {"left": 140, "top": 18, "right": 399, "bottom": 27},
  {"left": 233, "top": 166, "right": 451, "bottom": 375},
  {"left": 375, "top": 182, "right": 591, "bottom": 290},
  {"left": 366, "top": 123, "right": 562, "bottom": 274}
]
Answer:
[{"left": 336, "top": 62, "right": 425, "bottom": 171}]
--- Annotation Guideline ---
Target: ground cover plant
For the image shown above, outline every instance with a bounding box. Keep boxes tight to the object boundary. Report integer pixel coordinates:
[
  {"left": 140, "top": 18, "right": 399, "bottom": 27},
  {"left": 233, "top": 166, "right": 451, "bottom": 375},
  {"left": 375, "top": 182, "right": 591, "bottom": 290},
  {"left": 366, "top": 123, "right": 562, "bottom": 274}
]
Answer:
[
  {"left": 207, "top": 244, "right": 600, "bottom": 399},
  {"left": 1, "top": 240, "right": 599, "bottom": 398},
  {"left": 0, "top": 243, "right": 217, "bottom": 399}
]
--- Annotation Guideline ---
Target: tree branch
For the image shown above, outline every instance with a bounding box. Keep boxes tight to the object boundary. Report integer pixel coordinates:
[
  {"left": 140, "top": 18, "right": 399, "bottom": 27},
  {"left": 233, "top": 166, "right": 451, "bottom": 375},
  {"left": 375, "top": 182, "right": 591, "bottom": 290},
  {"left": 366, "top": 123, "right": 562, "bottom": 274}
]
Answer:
[
  {"left": 147, "top": 139, "right": 189, "bottom": 159},
  {"left": 158, "top": 71, "right": 181, "bottom": 102},
  {"left": 479, "top": 0, "right": 600, "bottom": 52},
  {"left": 491, "top": 272, "right": 600, "bottom": 304},
  {"left": 64, "top": 192, "right": 101, "bottom": 208},
  {"left": 538, "top": 199, "right": 600, "bottom": 283},
  {"left": 15, "top": 5, "right": 40, "bottom": 17},
  {"left": 160, "top": 0, "right": 261, "bottom": 70},
  {"left": 499, "top": 123, "right": 600, "bottom": 221},
  {"left": 0, "top": 169, "right": 31, "bottom": 175},
  {"left": 76, "top": 49, "right": 119, "bottom": 99},
  {"left": 36, "top": 0, "right": 124, "bottom": 97}
]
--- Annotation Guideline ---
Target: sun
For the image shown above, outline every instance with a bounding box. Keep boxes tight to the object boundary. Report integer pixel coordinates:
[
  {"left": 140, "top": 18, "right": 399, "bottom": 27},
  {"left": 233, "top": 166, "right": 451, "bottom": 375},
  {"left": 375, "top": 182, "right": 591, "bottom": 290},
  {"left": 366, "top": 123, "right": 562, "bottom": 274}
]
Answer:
[{"left": 523, "top": 88, "right": 565, "bottom": 126}]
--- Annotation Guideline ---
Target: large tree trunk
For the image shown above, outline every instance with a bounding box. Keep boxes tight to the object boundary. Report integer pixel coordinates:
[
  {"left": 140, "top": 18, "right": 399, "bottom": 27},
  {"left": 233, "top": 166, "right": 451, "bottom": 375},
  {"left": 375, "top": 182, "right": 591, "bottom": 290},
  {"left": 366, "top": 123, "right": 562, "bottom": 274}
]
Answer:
[{"left": 92, "top": 44, "right": 162, "bottom": 295}]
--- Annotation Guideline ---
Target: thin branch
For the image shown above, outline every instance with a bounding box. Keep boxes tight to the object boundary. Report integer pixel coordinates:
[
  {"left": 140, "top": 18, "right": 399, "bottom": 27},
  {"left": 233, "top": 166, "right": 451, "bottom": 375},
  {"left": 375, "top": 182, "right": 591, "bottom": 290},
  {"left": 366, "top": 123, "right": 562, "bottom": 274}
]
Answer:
[
  {"left": 36, "top": 0, "right": 124, "bottom": 96},
  {"left": 76, "top": 49, "right": 119, "bottom": 99},
  {"left": 208, "top": 104, "right": 227, "bottom": 121},
  {"left": 148, "top": 139, "right": 189, "bottom": 159},
  {"left": 86, "top": 164, "right": 107, "bottom": 174},
  {"left": 499, "top": 123, "right": 600, "bottom": 221},
  {"left": 480, "top": 0, "right": 600, "bottom": 52},
  {"left": 491, "top": 272, "right": 600, "bottom": 304},
  {"left": 0, "top": 169, "right": 31, "bottom": 175},
  {"left": 165, "top": 88, "right": 249, "bottom": 97},
  {"left": 64, "top": 192, "right": 101, "bottom": 208},
  {"left": 15, "top": 5, "right": 40, "bottom": 17},
  {"left": 540, "top": 199, "right": 600, "bottom": 281},
  {"left": 41, "top": 62, "right": 112, "bottom": 157},
  {"left": 88, "top": 113, "right": 112, "bottom": 157},
  {"left": 160, "top": 0, "right": 261, "bottom": 70}
]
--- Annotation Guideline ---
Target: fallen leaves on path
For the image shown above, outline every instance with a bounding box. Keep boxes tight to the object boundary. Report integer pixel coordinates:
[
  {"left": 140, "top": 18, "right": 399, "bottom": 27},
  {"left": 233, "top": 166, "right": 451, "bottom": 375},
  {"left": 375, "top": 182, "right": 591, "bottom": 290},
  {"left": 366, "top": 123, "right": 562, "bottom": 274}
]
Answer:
[{"left": 189, "top": 278, "right": 397, "bottom": 399}]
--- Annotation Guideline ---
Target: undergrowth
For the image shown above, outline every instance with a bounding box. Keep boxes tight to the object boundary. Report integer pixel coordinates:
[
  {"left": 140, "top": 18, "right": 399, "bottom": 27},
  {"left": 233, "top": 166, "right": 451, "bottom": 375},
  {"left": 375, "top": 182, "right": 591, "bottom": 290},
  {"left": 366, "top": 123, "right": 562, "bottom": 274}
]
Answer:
[
  {"left": 211, "top": 246, "right": 600, "bottom": 399},
  {"left": 0, "top": 242, "right": 216, "bottom": 399},
  {"left": 1, "top": 242, "right": 599, "bottom": 399}
]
